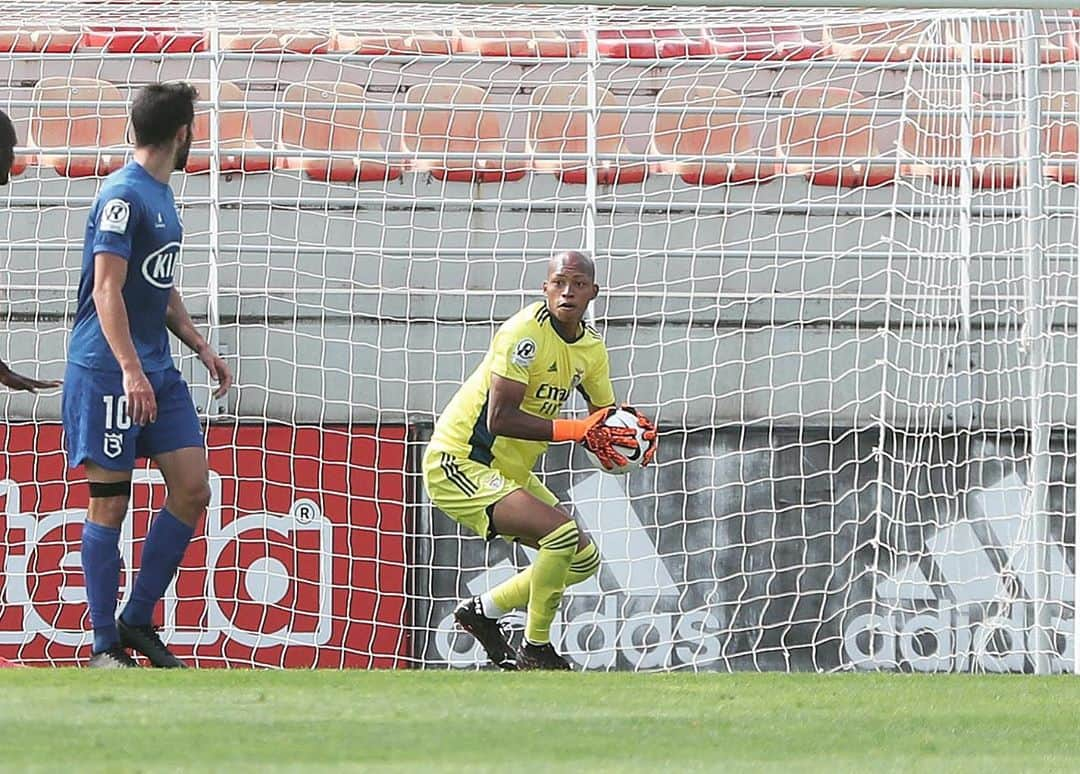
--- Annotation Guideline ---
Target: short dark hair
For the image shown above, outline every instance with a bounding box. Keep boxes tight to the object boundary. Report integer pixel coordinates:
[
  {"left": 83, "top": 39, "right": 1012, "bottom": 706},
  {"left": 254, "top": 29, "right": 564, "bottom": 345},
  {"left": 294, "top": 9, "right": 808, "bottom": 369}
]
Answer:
[{"left": 131, "top": 82, "right": 198, "bottom": 147}]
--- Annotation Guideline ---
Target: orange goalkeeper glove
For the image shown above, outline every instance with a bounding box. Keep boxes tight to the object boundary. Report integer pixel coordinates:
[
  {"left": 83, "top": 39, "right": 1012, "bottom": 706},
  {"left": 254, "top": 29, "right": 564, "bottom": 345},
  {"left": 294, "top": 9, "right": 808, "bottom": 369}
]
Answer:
[
  {"left": 552, "top": 407, "right": 637, "bottom": 470},
  {"left": 620, "top": 404, "right": 658, "bottom": 467}
]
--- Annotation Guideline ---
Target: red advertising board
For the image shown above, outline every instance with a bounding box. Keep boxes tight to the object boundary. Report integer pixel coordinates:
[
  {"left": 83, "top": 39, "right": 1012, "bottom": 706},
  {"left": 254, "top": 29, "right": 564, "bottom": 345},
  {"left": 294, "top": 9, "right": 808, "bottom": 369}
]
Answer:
[{"left": 0, "top": 423, "right": 409, "bottom": 668}]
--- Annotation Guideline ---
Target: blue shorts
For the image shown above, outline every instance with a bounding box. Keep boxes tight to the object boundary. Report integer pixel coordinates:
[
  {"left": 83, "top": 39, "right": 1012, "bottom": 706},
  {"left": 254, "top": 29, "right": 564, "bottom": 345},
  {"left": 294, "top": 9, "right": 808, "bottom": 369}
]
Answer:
[{"left": 62, "top": 363, "right": 205, "bottom": 471}]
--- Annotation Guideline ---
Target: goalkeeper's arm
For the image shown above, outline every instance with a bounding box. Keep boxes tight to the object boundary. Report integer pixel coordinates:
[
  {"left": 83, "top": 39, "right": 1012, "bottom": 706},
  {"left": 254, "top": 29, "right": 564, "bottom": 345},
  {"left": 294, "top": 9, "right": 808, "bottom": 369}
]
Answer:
[{"left": 487, "top": 373, "right": 631, "bottom": 446}]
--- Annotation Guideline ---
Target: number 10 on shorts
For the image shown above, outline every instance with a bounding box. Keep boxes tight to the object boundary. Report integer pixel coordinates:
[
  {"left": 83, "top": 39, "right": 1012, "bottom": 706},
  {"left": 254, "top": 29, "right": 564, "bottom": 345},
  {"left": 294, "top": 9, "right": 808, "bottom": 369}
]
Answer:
[{"left": 103, "top": 394, "right": 132, "bottom": 430}]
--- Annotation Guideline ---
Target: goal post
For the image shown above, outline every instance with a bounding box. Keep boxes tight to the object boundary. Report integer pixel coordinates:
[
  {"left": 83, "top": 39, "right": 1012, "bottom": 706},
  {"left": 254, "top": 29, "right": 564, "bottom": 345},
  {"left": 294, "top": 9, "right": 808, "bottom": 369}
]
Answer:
[{"left": 0, "top": 1, "right": 1074, "bottom": 673}]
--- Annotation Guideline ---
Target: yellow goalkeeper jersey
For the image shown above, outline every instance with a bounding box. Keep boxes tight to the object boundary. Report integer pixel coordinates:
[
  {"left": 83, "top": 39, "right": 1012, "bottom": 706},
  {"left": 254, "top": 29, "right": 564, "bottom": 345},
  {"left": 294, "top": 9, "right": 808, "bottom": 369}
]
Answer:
[{"left": 429, "top": 301, "right": 616, "bottom": 484}]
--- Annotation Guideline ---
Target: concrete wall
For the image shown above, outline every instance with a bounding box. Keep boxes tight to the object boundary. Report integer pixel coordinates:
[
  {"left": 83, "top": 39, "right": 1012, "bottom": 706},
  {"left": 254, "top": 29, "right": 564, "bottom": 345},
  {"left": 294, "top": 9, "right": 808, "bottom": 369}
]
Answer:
[{"left": 0, "top": 45, "right": 1075, "bottom": 430}]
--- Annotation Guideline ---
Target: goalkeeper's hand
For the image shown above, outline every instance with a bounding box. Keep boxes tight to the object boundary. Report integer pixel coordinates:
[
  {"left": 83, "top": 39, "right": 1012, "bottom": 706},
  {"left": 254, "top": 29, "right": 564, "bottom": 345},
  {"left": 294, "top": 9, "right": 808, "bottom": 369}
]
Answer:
[
  {"left": 552, "top": 407, "right": 637, "bottom": 470},
  {"left": 620, "top": 404, "right": 658, "bottom": 467}
]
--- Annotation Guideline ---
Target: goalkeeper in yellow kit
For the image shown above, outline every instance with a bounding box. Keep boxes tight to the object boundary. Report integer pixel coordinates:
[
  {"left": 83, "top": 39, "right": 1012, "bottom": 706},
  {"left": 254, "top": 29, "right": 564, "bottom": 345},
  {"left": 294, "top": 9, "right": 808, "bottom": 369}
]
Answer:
[{"left": 422, "top": 251, "right": 657, "bottom": 670}]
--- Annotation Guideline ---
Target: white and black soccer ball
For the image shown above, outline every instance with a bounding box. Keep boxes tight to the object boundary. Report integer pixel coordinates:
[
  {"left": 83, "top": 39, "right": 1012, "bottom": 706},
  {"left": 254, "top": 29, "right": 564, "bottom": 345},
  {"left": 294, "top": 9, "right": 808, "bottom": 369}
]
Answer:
[{"left": 583, "top": 408, "right": 655, "bottom": 475}]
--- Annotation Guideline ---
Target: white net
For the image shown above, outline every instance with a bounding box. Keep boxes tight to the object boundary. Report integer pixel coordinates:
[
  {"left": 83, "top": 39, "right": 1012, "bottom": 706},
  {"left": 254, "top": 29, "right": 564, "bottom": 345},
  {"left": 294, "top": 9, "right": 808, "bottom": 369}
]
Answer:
[{"left": 0, "top": 1, "right": 1075, "bottom": 671}]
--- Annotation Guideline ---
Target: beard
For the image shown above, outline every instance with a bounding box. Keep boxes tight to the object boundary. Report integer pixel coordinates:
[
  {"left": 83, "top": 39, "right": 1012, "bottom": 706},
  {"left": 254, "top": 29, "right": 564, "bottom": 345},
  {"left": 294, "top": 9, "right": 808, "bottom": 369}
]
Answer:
[{"left": 174, "top": 132, "right": 192, "bottom": 171}]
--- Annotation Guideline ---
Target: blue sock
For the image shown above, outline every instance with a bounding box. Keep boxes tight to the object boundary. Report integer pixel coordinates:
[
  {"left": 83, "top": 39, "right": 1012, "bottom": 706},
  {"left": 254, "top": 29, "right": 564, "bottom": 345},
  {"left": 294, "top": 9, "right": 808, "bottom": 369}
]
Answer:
[
  {"left": 120, "top": 508, "right": 194, "bottom": 627},
  {"left": 81, "top": 521, "right": 122, "bottom": 654}
]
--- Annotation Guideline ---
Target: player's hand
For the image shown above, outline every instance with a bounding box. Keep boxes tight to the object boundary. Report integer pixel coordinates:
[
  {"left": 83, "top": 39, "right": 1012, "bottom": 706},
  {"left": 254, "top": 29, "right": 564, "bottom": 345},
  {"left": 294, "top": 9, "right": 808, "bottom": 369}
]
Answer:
[
  {"left": 0, "top": 359, "right": 61, "bottom": 393},
  {"left": 123, "top": 367, "right": 156, "bottom": 425},
  {"left": 198, "top": 344, "right": 233, "bottom": 399},
  {"left": 620, "top": 404, "right": 658, "bottom": 467},
  {"left": 580, "top": 407, "right": 638, "bottom": 471}
]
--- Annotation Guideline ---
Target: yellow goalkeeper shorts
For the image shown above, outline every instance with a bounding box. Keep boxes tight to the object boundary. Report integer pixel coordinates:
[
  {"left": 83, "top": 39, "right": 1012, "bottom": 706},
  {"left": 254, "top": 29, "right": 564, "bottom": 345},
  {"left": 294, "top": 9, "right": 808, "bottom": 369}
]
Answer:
[{"left": 421, "top": 445, "right": 559, "bottom": 540}]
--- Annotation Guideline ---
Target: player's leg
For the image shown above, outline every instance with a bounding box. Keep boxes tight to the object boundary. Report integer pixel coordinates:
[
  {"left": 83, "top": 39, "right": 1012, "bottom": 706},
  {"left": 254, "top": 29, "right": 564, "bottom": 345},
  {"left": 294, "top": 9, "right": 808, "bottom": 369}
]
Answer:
[
  {"left": 422, "top": 448, "right": 521, "bottom": 668},
  {"left": 117, "top": 368, "right": 207, "bottom": 668},
  {"left": 482, "top": 473, "right": 601, "bottom": 618},
  {"left": 488, "top": 490, "right": 579, "bottom": 669},
  {"left": 63, "top": 363, "right": 140, "bottom": 667}
]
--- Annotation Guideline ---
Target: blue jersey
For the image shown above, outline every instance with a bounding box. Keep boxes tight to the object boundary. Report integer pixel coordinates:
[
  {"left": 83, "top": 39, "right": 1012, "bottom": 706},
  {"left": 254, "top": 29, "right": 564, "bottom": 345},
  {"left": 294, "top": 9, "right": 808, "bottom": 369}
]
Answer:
[{"left": 67, "top": 161, "right": 183, "bottom": 373}]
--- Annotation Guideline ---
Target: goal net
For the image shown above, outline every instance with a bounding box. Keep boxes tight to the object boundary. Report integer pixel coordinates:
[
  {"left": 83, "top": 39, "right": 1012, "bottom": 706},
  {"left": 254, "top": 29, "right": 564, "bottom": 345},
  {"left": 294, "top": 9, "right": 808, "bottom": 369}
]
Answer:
[{"left": 0, "top": 1, "right": 1075, "bottom": 672}]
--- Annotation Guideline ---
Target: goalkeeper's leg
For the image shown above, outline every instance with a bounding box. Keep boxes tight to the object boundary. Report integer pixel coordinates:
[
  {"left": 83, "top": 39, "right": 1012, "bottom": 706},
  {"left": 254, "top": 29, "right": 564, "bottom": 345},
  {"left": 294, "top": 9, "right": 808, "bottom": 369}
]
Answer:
[
  {"left": 484, "top": 542, "right": 601, "bottom": 616},
  {"left": 487, "top": 490, "right": 581, "bottom": 669}
]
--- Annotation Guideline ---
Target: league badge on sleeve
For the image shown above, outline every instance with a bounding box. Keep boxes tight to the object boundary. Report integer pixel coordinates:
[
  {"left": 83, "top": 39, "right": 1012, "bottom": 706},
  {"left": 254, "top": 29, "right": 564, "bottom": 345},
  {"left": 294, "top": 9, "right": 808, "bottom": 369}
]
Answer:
[
  {"left": 99, "top": 198, "right": 131, "bottom": 234},
  {"left": 512, "top": 338, "right": 537, "bottom": 367}
]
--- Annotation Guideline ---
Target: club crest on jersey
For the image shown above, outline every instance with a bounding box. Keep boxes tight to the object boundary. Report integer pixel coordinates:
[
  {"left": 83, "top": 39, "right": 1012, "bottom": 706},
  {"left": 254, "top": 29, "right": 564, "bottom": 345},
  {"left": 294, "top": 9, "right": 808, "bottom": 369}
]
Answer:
[
  {"left": 99, "top": 198, "right": 130, "bottom": 234},
  {"left": 486, "top": 472, "right": 504, "bottom": 491},
  {"left": 103, "top": 433, "right": 123, "bottom": 459},
  {"left": 141, "top": 241, "right": 181, "bottom": 289},
  {"left": 570, "top": 368, "right": 584, "bottom": 390},
  {"left": 512, "top": 338, "right": 537, "bottom": 367}
]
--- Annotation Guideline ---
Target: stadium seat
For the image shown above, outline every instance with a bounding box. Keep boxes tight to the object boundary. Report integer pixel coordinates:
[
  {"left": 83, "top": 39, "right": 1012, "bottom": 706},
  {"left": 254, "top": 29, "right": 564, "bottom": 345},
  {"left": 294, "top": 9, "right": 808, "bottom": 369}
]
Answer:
[
  {"left": 332, "top": 30, "right": 454, "bottom": 55},
  {"left": 29, "top": 77, "right": 128, "bottom": 178},
  {"left": 1044, "top": 93, "right": 1078, "bottom": 184},
  {"left": 219, "top": 31, "right": 282, "bottom": 51},
  {"left": 823, "top": 21, "right": 939, "bottom": 62},
  {"left": 279, "top": 32, "right": 332, "bottom": 54},
  {"left": 30, "top": 30, "right": 82, "bottom": 53},
  {"left": 649, "top": 86, "right": 763, "bottom": 185},
  {"left": 185, "top": 80, "right": 270, "bottom": 174},
  {"left": 82, "top": 27, "right": 204, "bottom": 53},
  {"left": 0, "top": 29, "right": 36, "bottom": 52},
  {"left": 596, "top": 29, "right": 695, "bottom": 59},
  {"left": 453, "top": 29, "right": 584, "bottom": 57},
  {"left": 776, "top": 87, "right": 894, "bottom": 187},
  {"left": 401, "top": 84, "right": 525, "bottom": 183},
  {"left": 900, "top": 89, "right": 1018, "bottom": 189},
  {"left": 667, "top": 25, "right": 824, "bottom": 60},
  {"left": 528, "top": 84, "right": 646, "bottom": 185},
  {"left": 944, "top": 18, "right": 1069, "bottom": 64},
  {"left": 278, "top": 81, "right": 401, "bottom": 183}
]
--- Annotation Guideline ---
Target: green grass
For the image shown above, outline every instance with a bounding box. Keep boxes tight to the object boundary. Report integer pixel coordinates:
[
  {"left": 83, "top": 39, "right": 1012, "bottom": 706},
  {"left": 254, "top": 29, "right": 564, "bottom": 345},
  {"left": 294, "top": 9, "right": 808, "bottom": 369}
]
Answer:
[{"left": 2, "top": 671, "right": 1079, "bottom": 772}]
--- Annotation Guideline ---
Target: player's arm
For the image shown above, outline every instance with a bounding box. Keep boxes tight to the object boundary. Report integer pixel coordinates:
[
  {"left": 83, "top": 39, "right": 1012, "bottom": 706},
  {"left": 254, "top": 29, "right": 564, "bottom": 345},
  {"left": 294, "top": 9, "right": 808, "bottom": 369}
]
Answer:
[
  {"left": 0, "top": 358, "right": 61, "bottom": 392},
  {"left": 93, "top": 251, "right": 156, "bottom": 425},
  {"left": 487, "top": 373, "right": 633, "bottom": 469},
  {"left": 164, "top": 288, "right": 232, "bottom": 398}
]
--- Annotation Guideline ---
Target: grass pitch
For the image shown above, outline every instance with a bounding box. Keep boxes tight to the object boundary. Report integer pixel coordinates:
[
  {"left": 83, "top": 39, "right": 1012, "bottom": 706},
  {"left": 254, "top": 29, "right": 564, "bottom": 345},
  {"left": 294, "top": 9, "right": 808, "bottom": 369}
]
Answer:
[{"left": 2, "top": 670, "right": 1079, "bottom": 772}]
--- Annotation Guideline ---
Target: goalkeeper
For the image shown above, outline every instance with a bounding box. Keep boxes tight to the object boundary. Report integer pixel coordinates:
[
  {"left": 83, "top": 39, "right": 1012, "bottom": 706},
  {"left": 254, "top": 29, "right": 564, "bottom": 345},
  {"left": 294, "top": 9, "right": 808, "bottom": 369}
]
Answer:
[{"left": 422, "top": 251, "right": 656, "bottom": 670}]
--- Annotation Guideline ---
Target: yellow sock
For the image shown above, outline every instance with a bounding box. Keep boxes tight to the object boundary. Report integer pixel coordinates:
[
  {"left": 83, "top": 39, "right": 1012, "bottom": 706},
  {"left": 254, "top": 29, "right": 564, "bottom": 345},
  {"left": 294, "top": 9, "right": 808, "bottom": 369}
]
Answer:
[
  {"left": 524, "top": 521, "right": 579, "bottom": 644},
  {"left": 489, "top": 543, "right": 601, "bottom": 613}
]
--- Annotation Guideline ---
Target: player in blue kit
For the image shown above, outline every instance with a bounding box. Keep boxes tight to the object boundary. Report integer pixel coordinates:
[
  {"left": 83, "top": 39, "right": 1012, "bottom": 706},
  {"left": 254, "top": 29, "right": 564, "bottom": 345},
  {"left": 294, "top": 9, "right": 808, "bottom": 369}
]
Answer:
[{"left": 63, "top": 83, "right": 232, "bottom": 669}]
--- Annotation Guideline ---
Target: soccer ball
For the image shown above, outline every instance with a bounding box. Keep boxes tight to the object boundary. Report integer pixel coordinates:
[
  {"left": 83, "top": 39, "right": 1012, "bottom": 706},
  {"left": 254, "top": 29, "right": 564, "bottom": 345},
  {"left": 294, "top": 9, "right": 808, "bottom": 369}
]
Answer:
[{"left": 583, "top": 408, "right": 654, "bottom": 475}]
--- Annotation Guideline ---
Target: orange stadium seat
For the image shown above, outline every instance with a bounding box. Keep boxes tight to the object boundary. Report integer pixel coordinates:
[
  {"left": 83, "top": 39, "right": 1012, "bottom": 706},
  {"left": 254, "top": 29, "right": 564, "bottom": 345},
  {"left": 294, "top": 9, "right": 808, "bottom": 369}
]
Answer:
[
  {"left": 219, "top": 31, "right": 282, "bottom": 51},
  {"left": 670, "top": 25, "right": 824, "bottom": 60},
  {"left": 332, "top": 30, "right": 454, "bottom": 55},
  {"left": 30, "top": 30, "right": 82, "bottom": 53},
  {"left": 0, "top": 29, "right": 36, "bottom": 52},
  {"left": 453, "top": 29, "right": 584, "bottom": 57},
  {"left": 185, "top": 80, "right": 270, "bottom": 174},
  {"left": 900, "top": 89, "right": 1018, "bottom": 189},
  {"left": 944, "top": 17, "right": 1069, "bottom": 64},
  {"left": 596, "top": 29, "right": 695, "bottom": 59},
  {"left": 1044, "top": 93, "right": 1078, "bottom": 184},
  {"left": 402, "top": 84, "right": 525, "bottom": 183},
  {"left": 528, "top": 84, "right": 646, "bottom": 185},
  {"left": 650, "top": 86, "right": 763, "bottom": 185},
  {"left": 29, "top": 77, "right": 128, "bottom": 178},
  {"left": 278, "top": 81, "right": 401, "bottom": 183},
  {"left": 776, "top": 87, "right": 894, "bottom": 187},
  {"left": 82, "top": 27, "right": 204, "bottom": 53},
  {"left": 823, "top": 21, "right": 939, "bottom": 62}
]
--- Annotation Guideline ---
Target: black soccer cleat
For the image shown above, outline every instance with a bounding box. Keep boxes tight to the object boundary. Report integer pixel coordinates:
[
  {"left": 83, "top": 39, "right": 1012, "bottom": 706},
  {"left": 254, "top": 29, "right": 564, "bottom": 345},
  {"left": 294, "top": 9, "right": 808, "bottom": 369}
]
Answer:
[
  {"left": 87, "top": 646, "right": 139, "bottom": 669},
  {"left": 516, "top": 641, "right": 572, "bottom": 671},
  {"left": 118, "top": 618, "right": 188, "bottom": 669},
  {"left": 454, "top": 597, "right": 517, "bottom": 670}
]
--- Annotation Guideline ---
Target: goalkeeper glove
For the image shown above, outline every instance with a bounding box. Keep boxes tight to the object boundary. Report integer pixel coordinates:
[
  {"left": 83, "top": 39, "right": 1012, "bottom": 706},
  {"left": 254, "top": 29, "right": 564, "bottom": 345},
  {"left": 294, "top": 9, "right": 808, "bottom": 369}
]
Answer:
[
  {"left": 552, "top": 407, "right": 637, "bottom": 470},
  {"left": 620, "top": 404, "right": 658, "bottom": 467}
]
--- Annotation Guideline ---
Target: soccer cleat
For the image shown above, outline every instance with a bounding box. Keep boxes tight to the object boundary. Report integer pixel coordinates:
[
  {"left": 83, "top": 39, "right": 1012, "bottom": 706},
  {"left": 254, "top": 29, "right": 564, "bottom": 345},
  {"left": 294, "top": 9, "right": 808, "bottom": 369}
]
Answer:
[
  {"left": 118, "top": 618, "right": 188, "bottom": 669},
  {"left": 453, "top": 597, "right": 517, "bottom": 670},
  {"left": 87, "top": 646, "right": 139, "bottom": 669},
  {"left": 516, "top": 641, "right": 572, "bottom": 671}
]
